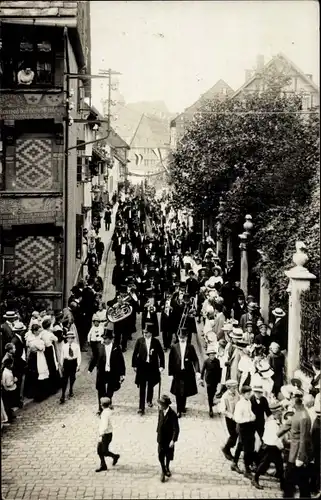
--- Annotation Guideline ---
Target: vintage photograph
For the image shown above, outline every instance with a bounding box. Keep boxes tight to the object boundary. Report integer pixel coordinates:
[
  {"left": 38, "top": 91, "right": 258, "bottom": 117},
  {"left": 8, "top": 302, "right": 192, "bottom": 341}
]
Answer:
[{"left": 0, "top": 1, "right": 319, "bottom": 499}]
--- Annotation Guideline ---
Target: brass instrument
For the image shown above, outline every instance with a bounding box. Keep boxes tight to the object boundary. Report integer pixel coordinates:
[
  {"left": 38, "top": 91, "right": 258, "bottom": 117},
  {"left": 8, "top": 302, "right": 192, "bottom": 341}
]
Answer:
[{"left": 107, "top": 293, "right": 133, "bottom": 323}]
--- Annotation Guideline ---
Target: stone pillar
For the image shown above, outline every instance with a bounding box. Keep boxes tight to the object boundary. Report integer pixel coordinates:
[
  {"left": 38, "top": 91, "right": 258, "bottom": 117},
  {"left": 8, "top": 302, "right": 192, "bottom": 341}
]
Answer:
[
  {"left": 257, "top": 249, "right": 270, "bottom": 323},
  {"left": 216, "top": 199, "right": 225, "bottom": 256},
  {"left": 284, "top": 241, "right": 316, "bottom": 380},
  {"left": 259, "top": 274, "right": 270, "bottom": 323},
  {"left": 238, "top": 214, "right": 253, "bottom": 298},
  {"left": 239, "top": 234, "right": 249, "bottom": 297}
]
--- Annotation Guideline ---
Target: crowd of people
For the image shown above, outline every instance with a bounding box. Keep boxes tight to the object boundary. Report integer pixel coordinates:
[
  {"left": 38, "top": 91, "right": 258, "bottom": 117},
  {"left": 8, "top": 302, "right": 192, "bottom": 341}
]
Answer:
[{"left": 1, "top": 188, "right": 320, "bottom": 497}]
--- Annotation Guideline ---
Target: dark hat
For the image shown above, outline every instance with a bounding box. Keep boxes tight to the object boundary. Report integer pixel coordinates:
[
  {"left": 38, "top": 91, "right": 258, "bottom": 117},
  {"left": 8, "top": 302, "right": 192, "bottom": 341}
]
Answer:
[
  {"left": 241, "top": 385, "right": 252, "bottom": 394},
  {"left": 145, "top": 287, "right": 154, "bottom": 296},
  {"left": 290, "top": 378, "right": 302, "bottom": 389},
  {"left": 179, "top": 282, "right": 186, "bottom": 290},
  {"left": 100, "top": 397, "right": 111, "bottom": 407},
  {"left": 158, "top": 394, "right": 171, "bottom": 406},
  {"left": 183, "top": 292, "right": 190, "bottom": 301},
  {"left": 143, "top": 322, "right": 154, "bottom": 334},
  {"left": 66, "top": 331, "right": 75, "bottom": 339},
  {"left": 119, "top": 284, "right": 127, "bottom": 293},
  {"left": 178, "top": 327, "right": 188, "bottom": 336}
]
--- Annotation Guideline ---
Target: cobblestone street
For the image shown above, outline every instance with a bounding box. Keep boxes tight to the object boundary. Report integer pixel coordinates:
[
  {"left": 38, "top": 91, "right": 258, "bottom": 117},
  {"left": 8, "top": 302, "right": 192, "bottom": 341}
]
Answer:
[{"left": 1, "top": 246, "right": 281, "bottom": 500}]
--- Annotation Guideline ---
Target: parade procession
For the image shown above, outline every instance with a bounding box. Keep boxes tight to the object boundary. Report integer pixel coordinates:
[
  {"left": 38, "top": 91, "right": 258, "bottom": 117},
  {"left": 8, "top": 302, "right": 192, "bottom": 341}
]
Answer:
[
  {"left": 1, "top": 188, "right": 320, "bottom": 499},
  {"left": 0, "top": 1, "right": 320, "bottom": 499}
]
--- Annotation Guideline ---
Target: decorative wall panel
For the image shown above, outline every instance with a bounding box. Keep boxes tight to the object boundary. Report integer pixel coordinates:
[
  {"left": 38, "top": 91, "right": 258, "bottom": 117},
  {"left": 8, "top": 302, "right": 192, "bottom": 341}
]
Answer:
[
  {"left": 15, "top": 236, "right": 55, "bottom": 291},
  {"left": 15, "top": 138, "right": 53, "bottom": 190},
  {"left": 0, "top": 93, "right": 65, "bottom": 120}
]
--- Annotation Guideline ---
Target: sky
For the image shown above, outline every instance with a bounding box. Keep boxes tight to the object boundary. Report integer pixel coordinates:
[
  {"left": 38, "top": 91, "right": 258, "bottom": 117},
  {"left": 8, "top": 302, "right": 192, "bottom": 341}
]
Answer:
[{"left": 90, "top": 0, "right": 319, "bottom": 114}]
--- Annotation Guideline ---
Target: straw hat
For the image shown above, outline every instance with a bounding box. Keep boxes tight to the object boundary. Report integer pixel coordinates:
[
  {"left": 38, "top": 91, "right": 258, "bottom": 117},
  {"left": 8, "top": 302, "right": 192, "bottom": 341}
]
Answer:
[
  {"left": 256, "top": 359, "right": 274, "bottom": 379},
  {"left": 3, "top": 311, "right": 18, "bottom": 321},
  {"left": 272, "top": 307, "right": 286, "bottom": 318},
  {"left": 12, "top": 321, "right": 26, "bottom": 332}
]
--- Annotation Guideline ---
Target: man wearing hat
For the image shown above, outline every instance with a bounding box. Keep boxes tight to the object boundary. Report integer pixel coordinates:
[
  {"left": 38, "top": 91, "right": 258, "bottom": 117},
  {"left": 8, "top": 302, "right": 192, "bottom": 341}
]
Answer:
[
  {"left": 270, "top": 307, "right": 288, "bottom": 352},
  {"left": 88, "top": 327, "right": 126, "bottom": 414},
  {"left": 310, "top": 393, "right": 320, "bottom": 497},
  {"left": 226, "top": 328, "right": 248, "bottom": 382},
  {"left": 1, "top": 311, "right": 17, "bottom": 355},
  {"left": 60, "top": 331, "right": 81, "bottom": 404},
  {"left": 96, "top": 397, "right": 120, "bottom": 472},
  {"left": 168, "top": 328, "right": 201, "bottom": 418},
  {"left": 278, "top": 388, "right": 312, "bottom": 498},
  {"left": 132, "top": 324, "right": 165, "bottom": 415},
  {"left": 11, "top": 321, "right": 27, "bottom": 408},
  {"left": 200, "top": 347, "right": 222, "bottom": 417},
  {"left": 141, "top": 288, "right": 159, "bottom": 338},
  {"left": 250, "top": 383, "right": 272, "bottom": 439},
  {"left": 220, "top": 379, "right": 240, "bottom": 461},
  {"left": 232, "top": 385, "right": 256, "bottom": 479},
  {"left": 185, "top": 270, "right": 199, "bottom": 299},
  {"left": 156, "top": 394, "right": 180, "bottom": 482},
  {"left": 240, "top": 302, "right": 260, "bottom": 334},
  {"left": 252, "top": 401, "right": 285, "bottom": 490}
]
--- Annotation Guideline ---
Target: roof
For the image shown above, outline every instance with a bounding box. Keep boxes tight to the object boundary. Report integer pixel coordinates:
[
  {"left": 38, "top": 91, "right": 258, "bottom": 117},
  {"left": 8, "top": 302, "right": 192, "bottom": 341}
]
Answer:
[
  {"left": 171, "top": 79, "right": 234, "bottom": 126},
  {"left": 130, "top": 114, "right": 170, "bottom": 148},
  {"left": 230, "top": 53, "right": 319, "bottom": 99}
]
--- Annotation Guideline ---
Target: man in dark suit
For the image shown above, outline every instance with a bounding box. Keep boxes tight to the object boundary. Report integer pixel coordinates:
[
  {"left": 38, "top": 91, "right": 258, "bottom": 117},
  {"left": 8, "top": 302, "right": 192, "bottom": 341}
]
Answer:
[
  {"left": 168, "top": 328, "right": 201, "bottom": 417},
  {"left": 88, "top": 327, "right": 126, "bottom": 414},
  {"left": 0, "top": 311, "right": 17, "bottom": 356},
  {"left": 132, "top": 324, "right": 165, "bottom": 415},
  {"left": 270, "top": 307, "right": 288, "bottom": 352},
  {"left": 111, "top": 260, "right": 127, "bottom": 292},
  {"left": 11, "top": 321, "right": 27, "bottom": 407},
  {"left": 278, "top": 388, "right": 312, "bottom": 498},
  {"left": 185, "top": 270, "right": 199, "bottom": 298},
  {"left": 157, "top": 394, "right": 180, "bottom": 483}
]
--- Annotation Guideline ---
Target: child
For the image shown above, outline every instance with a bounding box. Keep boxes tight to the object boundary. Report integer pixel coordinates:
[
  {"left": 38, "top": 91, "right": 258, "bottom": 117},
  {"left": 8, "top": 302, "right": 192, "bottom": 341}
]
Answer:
[
  {"left": 252, "top": 401, "right": 285, "bottom": 491},
  {"left": 232, "top": 385, "right": 256, "bottom": 479},
  {"left": 60, "top": 331, "right": 81, "bottom": 404},
  {"left": 1, "top": 358, "right": 17, "bottom": 423},
  {"left": 200, "top": 347, "right": 222, "bottom": 417},
  {"left": 96, "top": 397, "right": 120, "bottom": 472},
  {"left": 220, "top": 379, "right": 240, "bottom": 461},
  {"left": 87, "top": 314, "right": 104, "bottom": 363},
  {"left": 268, "top": 342, "right": 285, "bottom": 399}
]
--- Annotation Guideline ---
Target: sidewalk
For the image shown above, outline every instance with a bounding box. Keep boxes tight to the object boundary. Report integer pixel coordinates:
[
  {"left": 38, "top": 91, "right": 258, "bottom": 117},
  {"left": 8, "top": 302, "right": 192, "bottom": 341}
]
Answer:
[{"left": 98, "top": 203, "right": 118, "bottom": 288}]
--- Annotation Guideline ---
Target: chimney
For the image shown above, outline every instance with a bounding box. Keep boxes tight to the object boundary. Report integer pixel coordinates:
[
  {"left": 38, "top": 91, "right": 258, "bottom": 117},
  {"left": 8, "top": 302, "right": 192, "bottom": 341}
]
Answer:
[
  {"left": 256, "top": 54, "right": 265, "bottom": 70},
  {"left": 305, "top": 74, "right": 313, "bottom": 80},
  {"left": 245, "top": 69, "right": 252, "bottom": 82}
]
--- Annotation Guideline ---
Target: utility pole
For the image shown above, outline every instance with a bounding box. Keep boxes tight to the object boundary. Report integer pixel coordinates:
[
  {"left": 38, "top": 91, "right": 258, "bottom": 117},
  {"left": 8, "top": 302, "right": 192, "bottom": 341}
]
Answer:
[{"left": 98, "top": 68, "right": 122, "bottom": 134}]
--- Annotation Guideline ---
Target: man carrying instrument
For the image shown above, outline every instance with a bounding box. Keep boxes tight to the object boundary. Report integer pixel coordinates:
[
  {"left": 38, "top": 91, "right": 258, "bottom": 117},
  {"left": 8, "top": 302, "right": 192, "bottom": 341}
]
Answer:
[
  {"left": 132, "top": 323, "right": 165, "bottom": 415},
  {"left": 141, "top": 287, "right": 159, "bottom": 337},
  {"left": 107, "top": 285, "right": 133, "bottom": 353}
]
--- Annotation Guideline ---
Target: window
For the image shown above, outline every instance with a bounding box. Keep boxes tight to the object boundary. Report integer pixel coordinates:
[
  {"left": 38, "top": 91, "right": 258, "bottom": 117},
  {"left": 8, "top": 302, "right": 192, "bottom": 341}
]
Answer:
[
  {"left": 77, "top": 156, "right": 83, "bottom": 183},
  {"left": 0, "top": 229, "right": 15, "bottom": 275},
  {"left": 1, "top": 26, "right": 55, "bottom": 88},
  {"left": 144, "top": 159, "right": 149, "bottom": 167},
  {"left": 77, "top": 139, "right": 85, "bottom": 183}
]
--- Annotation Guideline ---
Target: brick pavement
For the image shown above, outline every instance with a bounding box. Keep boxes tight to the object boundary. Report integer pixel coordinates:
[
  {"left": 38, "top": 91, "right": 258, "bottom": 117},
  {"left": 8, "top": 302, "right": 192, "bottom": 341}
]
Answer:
[{"left": 1, "top": 244, "right": 281, "bottom": 500}]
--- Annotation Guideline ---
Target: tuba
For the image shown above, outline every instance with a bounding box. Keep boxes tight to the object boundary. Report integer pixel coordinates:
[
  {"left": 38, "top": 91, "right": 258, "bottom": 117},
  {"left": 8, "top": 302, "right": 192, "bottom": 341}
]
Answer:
[{"left": 107, "top": 293, "right": 133, "bottom": 323}]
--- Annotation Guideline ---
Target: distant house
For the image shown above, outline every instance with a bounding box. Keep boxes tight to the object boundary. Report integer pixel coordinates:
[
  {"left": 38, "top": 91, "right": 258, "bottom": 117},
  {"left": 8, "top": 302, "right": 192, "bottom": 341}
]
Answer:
[
  {"left": 170, "top": 79, "right": 234, "bottom": 149},
  {"left": 127, "top": 114, "right": 170, "bottom": 183},
  {"left": 231, "top": 53, "right": 319, "bottom": 111}
]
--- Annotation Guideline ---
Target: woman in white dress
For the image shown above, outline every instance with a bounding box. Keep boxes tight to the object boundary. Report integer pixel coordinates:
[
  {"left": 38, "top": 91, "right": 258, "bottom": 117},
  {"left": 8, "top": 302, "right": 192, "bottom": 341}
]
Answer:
[
  {"left": 25, "top": 324, "right": 50, "bottom": 401},
  {"left": 40, "top": 318, "right": 61, "bottom": 395}
]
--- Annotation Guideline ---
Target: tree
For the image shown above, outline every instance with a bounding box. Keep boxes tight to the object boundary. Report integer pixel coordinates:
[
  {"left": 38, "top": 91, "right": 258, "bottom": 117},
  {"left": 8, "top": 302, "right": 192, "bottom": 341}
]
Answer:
[{"left": 170, "top": 65, "right": 319, "bottom": 307}]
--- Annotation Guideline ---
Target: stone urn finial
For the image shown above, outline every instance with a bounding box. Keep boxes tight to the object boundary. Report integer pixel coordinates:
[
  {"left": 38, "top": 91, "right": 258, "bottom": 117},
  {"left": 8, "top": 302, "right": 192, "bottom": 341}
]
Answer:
[{"left": 293, "top": 241, "right": 308, "bottom": 268}]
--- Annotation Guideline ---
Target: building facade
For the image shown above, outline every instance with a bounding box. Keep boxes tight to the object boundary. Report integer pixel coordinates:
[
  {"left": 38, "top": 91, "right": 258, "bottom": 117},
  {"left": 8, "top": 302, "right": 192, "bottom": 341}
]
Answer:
[
  {"left": 231, "top": 53, "right": 320, "bottom": 110},
  {"left": 0, "top": 0, "right": 92, "bottom": 308},
  {"left": 170, "top": 80, "right": 234, "bottom": 150}
]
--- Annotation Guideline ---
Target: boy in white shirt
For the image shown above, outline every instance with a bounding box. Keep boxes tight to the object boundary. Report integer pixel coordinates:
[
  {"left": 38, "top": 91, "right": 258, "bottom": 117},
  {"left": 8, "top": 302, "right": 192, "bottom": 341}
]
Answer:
[
  {"left": 60, "top": 331, "right": 81, "bottom": 404},
  {"left": 87, "top": 315, "right": 104, "bottom": 362},
  {"left": 96, "top": 397, "right": 120, "bottom": 472},
  {"left": 252, "top": 401, "right": 285, "bottom": 491},
  {"left": 231, "top": 385, "right": 256, "bottom": 479}
]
